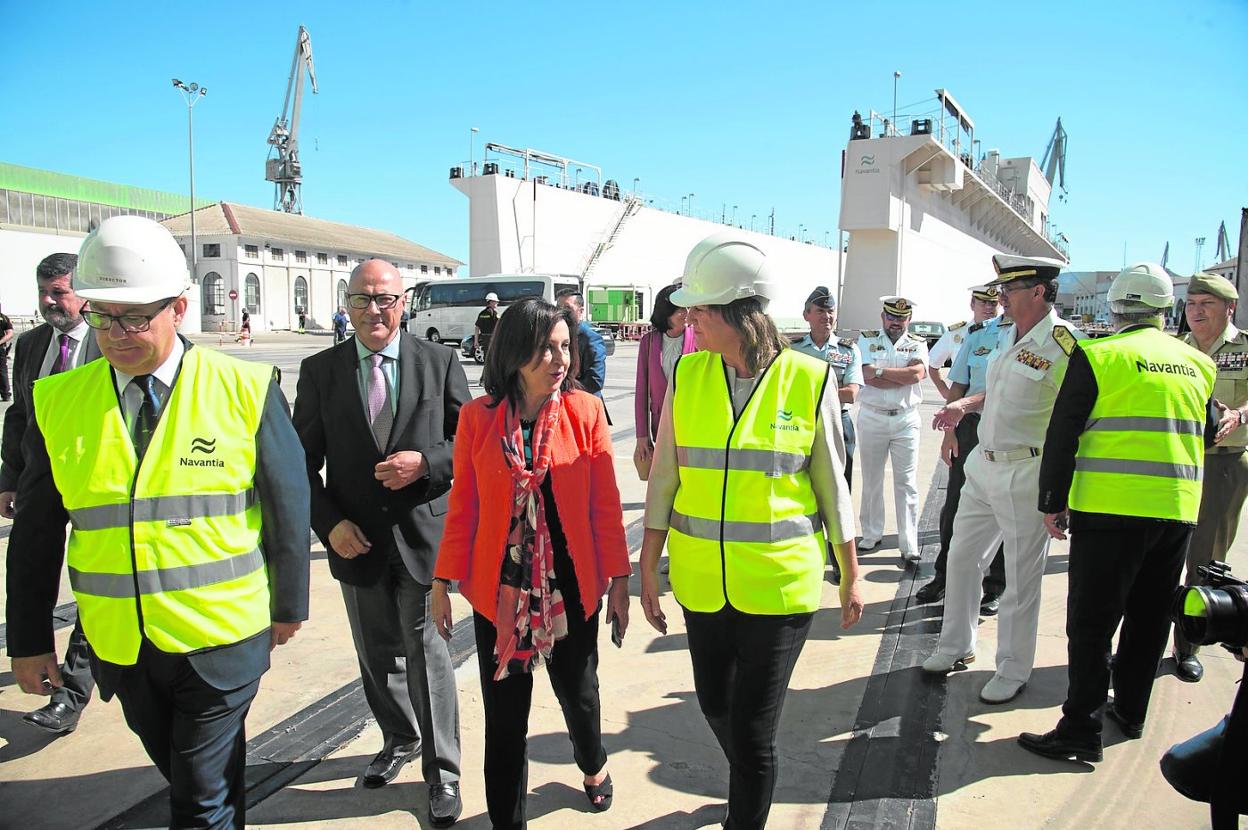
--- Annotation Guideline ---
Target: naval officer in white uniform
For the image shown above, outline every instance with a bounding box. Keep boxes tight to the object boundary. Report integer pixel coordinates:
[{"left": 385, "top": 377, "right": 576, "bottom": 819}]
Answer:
[
  {"left": 922, "top": 255, "right": 1085, "bottom": 704},
  {"left": 857, "top": 296, "right": 928, "bottom": 562}
]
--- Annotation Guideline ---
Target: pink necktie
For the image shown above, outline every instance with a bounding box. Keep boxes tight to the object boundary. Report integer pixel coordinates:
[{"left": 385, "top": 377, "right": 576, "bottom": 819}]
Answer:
[
  {"left": 367, "top": 353, "right": 393, "bottom": 448},
  {"left": 50, "top": 333, "right": 71, "bottom": 375}
]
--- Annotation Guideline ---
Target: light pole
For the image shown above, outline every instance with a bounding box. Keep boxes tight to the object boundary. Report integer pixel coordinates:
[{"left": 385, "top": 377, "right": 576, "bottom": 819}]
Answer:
[
  {"left": 892, "top": 71, "right": 902, "bottom": 136},
  {"left": 751, "top": 214, "right": 756, "bottom": 231},
  {"left": 470, "top": 126, "right": 479, "bottom": 174},
  {"left": 824, "top": 231, "right": 830, "bottom": 246},
  {"left": 687, "top": 193, "right": 695, "bottom": 217},
  {"left": 172, "top": 79, "right": 206, "bottom": 285},
  {"left": 680, "top": 195, "right": 687, "bottom": 215},
  {"left": 732, "top": 205, "right": 737, "bottom": 226},
  {"left": 633, "top": 177, "right": 639, "bottom": 196},
  {"left": 798, "top": 223, "right": 806, "bottom": 242}
]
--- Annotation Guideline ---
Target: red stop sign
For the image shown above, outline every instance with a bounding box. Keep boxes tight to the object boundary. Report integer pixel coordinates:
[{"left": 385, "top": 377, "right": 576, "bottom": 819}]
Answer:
[{"left": 228, "top": 289, "right": 239, "bottom": 300}]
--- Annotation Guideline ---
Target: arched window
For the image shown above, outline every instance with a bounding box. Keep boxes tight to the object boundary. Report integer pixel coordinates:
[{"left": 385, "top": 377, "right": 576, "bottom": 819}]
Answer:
[
  {"left": 245, "top": 273, "right": 261, "bottom": 314},
  {"left": 294, "top": 276, "right": 308, "bottom": 313},
  {"left": 202, "top": 272, "right": 224, "bottom": 315},
  {"left": 336, "top": 279, "right": 348, "bottom": 311}
]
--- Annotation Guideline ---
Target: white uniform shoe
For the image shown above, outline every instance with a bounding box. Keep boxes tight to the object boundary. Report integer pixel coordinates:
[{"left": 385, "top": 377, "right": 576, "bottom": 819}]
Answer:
[
  {"left": 922, "top": 651, "right": 975, "bottom": 673},
  {"left": 859, "top": 537, "right": 881, "bottom": 551},
  {"left": 979, "top": 675, "right": 1026, "bottom": 704}
]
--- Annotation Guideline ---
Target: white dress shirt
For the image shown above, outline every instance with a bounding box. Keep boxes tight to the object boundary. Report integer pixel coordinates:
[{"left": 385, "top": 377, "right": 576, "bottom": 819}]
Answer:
[
  {"left": 857, "top": 330, "right": 929, "bottom": 411},
  {"left": 39, "top": 320, "right": 92, "bottom": 378},
  {"left": 112, "top": 337, "right": 184, "bottom": 429}
]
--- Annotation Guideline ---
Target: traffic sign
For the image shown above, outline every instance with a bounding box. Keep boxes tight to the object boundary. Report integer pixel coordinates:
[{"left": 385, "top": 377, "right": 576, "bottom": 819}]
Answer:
[{"left": 228, "top": 289, "right": 239, "bottom": 300}]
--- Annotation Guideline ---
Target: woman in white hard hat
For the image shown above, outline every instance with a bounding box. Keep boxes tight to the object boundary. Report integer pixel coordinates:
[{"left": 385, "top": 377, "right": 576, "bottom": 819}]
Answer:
[{"left": 639, "top": 232, "right": 863, "bottom": 829}]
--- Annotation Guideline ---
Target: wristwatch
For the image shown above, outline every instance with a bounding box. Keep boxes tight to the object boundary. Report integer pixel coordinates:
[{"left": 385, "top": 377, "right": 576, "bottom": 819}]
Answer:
[
  {"left": 874, "top": 366, "right": 884, "bottom": 378},
  {"left": 1239, "top": 408, "right": 1247, "bottom": 426}
]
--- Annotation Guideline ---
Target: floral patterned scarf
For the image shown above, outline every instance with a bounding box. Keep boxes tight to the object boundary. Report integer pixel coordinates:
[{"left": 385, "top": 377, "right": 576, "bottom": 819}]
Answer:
[{"left": 493, "top": 392, "right": 568, "bottom": 680}]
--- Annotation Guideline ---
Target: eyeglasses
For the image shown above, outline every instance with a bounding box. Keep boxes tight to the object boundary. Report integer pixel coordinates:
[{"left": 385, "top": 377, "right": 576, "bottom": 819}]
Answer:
[
  {"left": 82, "top": 298, "right": 175, "bottom": 333},
  {"left": 346, "top": 293, "right": 403, "bottom": 310},
  {"left": 999, "top": 281, "right": 1038, "bottom": 295}
]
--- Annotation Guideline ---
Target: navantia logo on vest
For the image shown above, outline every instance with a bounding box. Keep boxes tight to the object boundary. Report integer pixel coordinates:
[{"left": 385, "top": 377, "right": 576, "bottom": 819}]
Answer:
[
  {"left": 1135, "top": 359, "right": 1197, "bottom": 379},
  {"left": 772, "top": 409, "right": 799, "bottom": 432},
  {"left": 180, "top": 437, "right": 224, "bottom": 468}
]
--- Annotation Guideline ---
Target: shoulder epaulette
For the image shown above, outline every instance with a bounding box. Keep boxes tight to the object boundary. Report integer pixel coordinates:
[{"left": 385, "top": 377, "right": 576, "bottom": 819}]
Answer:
[
  {"left": 948, "top": 321, "right": 967, "bottom": 330},
  {"left": 838, "top": 336, "right": 856, "bottom": 348},
  {"left": 1052, "top": 325, "right": 1076, "bottom": 356},
  {"left": 859, "top": 329, "right": 880, "bottom": 337},
  {"left": 969, "top": 321, "right": 985, "bottom": 333},
  {"left": 998, "top": 318, "right": 1014, "bottom": 328}
]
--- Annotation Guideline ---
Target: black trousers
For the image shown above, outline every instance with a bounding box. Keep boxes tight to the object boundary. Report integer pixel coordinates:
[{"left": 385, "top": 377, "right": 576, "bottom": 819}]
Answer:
[
  {"left": 1057, "top": 516, "right": 1191, "bottom": 739},
  {"left": 474, "top": 604, "right": 607, "bottom": 830},
  {"left": 840, "top": 410, "right": 855, "bottom": 490},
  {"left": 112, "top": 642, "right": 260, "bottom": 829},
  {"left": 935, "top": 413, "right": 1005, "bottom": 596},
  {"left": 0, "top": 347, "right": 9, "bottom": 399},
  {"left": 52, "top": 618, "right": 96, "bottom": 711},
  {"left": 684, "top": 605, "right": 813, "bottom": 830}
]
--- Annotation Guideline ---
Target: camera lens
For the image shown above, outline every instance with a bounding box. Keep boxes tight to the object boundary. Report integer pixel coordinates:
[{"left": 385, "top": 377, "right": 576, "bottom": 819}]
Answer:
[{"left": 1175, "top": 585, "right": 1248, "bottom": 647}]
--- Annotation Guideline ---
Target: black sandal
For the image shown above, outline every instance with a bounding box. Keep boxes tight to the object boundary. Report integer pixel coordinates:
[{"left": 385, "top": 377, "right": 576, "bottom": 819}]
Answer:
[{"left": 583, "top": 772, "right": 613, "bottom": 812}]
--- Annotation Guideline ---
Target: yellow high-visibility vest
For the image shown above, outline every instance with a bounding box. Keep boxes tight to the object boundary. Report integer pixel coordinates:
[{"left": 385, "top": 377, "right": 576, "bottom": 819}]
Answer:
[
  {"left": 34, "top": 347, "right": 274, "bottom": 665},
  {"left": 1069, "top": 327, "right": 1216, "bottom": 522},
  {"left": 669, "top": 349, "right": 828, "bottom": 614}
]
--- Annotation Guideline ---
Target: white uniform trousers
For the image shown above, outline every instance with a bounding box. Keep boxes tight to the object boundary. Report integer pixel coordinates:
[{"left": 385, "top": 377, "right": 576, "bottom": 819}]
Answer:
[
  {"left": 856, "top": 406, "right": 920, "bottom": 555},
  {"left": 934, "top": 450, "right": 1051, "bottom": 682}
]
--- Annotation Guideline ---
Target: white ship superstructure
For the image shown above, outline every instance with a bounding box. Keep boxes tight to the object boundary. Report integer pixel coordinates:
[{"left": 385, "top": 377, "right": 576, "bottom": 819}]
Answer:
[
  {"left": 449, "top": 143, "right": 840, "bottom": 330},
  {"left": 837, "top": 89, "right": 1069, "bottom": 329}
]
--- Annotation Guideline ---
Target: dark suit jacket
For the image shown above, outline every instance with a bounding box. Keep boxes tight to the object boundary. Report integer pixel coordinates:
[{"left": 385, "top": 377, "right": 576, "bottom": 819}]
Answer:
[
  {"left": 293, "top": 333, "right": 471, "bottom": 586},
  {"left": 0, "top": 324, "right": 102, "bottom": 492}
]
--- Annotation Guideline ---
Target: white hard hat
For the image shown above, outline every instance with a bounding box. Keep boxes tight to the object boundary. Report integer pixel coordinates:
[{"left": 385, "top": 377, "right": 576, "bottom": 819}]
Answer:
[
  {"left": 485, "top": 292, "right": 500, "bottom": 302},
  {"left": 1107, "top": 262, "right": 1174, "bottom": 310},
  {"left": 75, "top": 215, "right": 191, "bottom": 304},
  {"left": 670, "top": 232, "right": 777, "bottom": 308}
]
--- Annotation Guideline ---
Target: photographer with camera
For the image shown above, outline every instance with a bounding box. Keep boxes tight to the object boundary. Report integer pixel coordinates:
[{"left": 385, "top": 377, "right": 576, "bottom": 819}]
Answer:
[
  {"left": 1017, "top": 264, "right": 1219, "bottom": 763},
  {"left": 1164, "top": 569, "right": 1248, "bottom": 827}
]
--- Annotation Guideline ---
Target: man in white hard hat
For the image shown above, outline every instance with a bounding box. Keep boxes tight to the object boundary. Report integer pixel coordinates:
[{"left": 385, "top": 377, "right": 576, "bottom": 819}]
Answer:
[
  {"left": 1019, "top": 263, "right": 1217, "bottom": 762},
  {"left": 474, "top": 291, "right": 500, "bottom": 361},
  {"left": 856, "top": 296, "right": 929, "bottom": 563},
  {"left": 6, "top": 215, "right": 310, "bottom": 827},
  {"left": 922, "top": 255, "right": 1083, "bottom": 706},
  {"left": 1, "top": 252, "right": 102, "bottom": 737},
  {"left": 1170, "top": 271, "right": 1248, "bottom": 683}
]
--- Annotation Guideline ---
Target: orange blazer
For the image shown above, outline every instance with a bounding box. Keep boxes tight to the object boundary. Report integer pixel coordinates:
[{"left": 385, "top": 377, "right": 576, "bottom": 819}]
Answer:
[{"left": 435, "top": 390, "right": 631, "bottom": 622}]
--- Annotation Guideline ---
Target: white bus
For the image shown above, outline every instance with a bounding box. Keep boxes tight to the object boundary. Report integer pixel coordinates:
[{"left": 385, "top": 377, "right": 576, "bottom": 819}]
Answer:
[{"left": 406, "top": 274, "right": 582, "bottom": 344}]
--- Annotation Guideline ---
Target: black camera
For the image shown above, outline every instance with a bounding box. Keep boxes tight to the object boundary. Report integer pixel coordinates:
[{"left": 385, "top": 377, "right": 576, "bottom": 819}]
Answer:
[{"left": 1171, "top": 561, "right": 1248, "bottom": 649}]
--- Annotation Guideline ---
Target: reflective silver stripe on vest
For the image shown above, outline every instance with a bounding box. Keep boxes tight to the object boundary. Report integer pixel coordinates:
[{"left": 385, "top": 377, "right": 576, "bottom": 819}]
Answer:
[
  {"left": 68, "top": 490, "right": 257, "bottom": 532},
  {"left": 670, "top": 510, "right": 822, "bottom": 544},
  {"left": 68, "top": 547, "right": 265, "bottom": 598},
  {"left": 1074, "top": 457, "right": 1203, "bottom": 481},
  {"left": 676, "top": 446, "right": 811, "bottom": 475},
  {"left": 1084, "top": 416, "right": 1204, "bottom": 437}
]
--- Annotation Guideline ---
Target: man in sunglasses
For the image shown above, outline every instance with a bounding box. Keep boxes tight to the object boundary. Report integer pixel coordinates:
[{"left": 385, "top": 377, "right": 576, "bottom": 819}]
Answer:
[
  {"left": 293, "top": 259, "right": 470, "bottom": 827},
  {"left": 6, "top": 216, "right": 310, "bottom": 827}
]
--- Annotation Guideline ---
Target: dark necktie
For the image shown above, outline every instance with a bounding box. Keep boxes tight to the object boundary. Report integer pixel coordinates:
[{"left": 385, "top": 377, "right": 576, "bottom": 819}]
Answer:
[
  {"left": 50, "top": 333, "right": 71, "bottom": 375},
  {"left": 131, "top": 375, "right": 161, "bottom": 458}
]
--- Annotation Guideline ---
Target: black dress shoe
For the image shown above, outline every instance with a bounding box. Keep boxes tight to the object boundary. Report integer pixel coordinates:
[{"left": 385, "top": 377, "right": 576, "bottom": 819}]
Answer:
[
  {"left": 1105, "top": 705, "right": 1144, "bottom": 739},
  {"left": 916, "top": 579, "right": 945, "bottom": 604},
  {"left": 1017, "top": 729, "right": 1102, "bottom": 762},
  {"left": 979, "top": 595, "right": 1001, "bottom": 616},
  {"left": 23, "top": 701, "right": 81, "bottom": 734},
  {"left": 1174, "top": 652, "right": 1203, "bottom": 683},
  {"left": 362, "top": 743, "right": 418, "bottom": 788},
  {"left": 429, "top": 782, "right": 462, "bottom": 827}
]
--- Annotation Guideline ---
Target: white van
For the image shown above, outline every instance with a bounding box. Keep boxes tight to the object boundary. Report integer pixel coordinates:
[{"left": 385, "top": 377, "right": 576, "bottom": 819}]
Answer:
[{"left": 406, "top": 274, "right": 582, "bottom": 344}]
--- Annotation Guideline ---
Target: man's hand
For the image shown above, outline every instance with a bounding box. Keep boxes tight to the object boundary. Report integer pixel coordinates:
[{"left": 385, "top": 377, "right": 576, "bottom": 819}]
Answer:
[
  {"left": 1214, "top": 401, "right": 1241, "bottom": 444},
  {"left": 0, "top": 490, "right": 15, "bottom": 519},
  {"left": 329, "top": 519, "right": 371, "bottom": 559},
  {"left": 270, "top": 621, "right": 302, "bottom": 650},
  {"left": 932, "top": 402, "right": 966, "bottom": 432},
  {"left": 1044, "top": 510, "right": 1070, "bottom": 541},
  {"left": 375, "top": 451, "right": 426, "bottom": 490},
  {"left": 940, "top": 430, "right": 960, "bottom": 468},
  {"left": 12, "top": 653, "right": 62, "bottom": 695},
  {"left": 839, "top": 579, "right": 864, "bottom": 630},
  {"left": 640, "top": 570, "right": 667, "bottom": 635}
]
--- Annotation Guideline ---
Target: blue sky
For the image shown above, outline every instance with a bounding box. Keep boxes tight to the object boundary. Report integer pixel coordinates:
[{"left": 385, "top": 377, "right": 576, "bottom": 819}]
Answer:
[{"left": 2, "top": 0, "right": 1244, "bottom": 273}]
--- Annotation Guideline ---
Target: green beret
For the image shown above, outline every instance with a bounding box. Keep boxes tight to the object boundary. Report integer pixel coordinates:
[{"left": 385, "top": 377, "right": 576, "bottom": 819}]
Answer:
[{"left": 1187, "top": 272, "right": 1238, "bottom": 301}]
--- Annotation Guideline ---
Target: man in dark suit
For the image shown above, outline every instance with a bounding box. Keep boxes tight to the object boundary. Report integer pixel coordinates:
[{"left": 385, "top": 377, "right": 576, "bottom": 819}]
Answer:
[
  {"left": 8, "top": 216, "right": 310, "bottom": 828},
  {"left": 293, "top": 259, "right": 470, "bottom": 828},
  {"left": 1, "top": 252, "right": 103, "bottom": 734}
]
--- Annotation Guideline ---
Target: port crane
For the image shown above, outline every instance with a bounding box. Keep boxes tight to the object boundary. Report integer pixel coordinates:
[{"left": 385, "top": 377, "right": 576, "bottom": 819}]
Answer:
[
  {"left": 265, "top": 25, "right": 318, "bottom": 213},
  {"left": 1041, "top": 117, "right": 1068, "bottom": 203}
]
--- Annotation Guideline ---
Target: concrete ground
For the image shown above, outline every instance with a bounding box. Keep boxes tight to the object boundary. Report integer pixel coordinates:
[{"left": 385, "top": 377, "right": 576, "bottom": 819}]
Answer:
[{"left": 0, "top": 332, "right": 1243, "bottom": 829}]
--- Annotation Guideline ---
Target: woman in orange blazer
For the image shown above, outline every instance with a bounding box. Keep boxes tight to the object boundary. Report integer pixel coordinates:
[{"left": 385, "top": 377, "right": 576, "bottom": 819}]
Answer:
[{"left": 432, "top": 298, "right": 631, "bottom": 829}]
